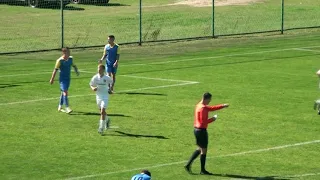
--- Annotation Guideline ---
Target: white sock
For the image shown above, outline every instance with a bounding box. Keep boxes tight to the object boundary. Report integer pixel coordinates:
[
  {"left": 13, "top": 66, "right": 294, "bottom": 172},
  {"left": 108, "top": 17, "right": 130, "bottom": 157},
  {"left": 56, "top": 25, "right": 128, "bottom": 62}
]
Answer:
[
  {"left": 99, "top": 120, "right": 104, "bottom": 130},
  {"left": 102, "top": 120, "right": 106, "bottom": 130}
]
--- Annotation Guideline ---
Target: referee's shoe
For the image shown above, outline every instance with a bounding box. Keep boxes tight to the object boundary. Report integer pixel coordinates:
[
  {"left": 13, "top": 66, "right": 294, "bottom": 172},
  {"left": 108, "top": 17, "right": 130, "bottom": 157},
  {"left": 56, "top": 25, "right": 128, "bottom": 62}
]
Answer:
[
  {"left": 184, "top": 165, "right": 192, "bottom": 174},
  {"left": 200, "top": 170, "right": 213, "bottom": 175}
]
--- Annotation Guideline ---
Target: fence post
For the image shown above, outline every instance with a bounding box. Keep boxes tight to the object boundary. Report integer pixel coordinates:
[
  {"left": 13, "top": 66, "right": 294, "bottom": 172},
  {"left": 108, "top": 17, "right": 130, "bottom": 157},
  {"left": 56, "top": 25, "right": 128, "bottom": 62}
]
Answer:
[
  {"left": 139, "top": 0, "right": 142, "bottom": 45},
  {"left": 61, "top": 0, "right": 64, "bottom": 48},
  {"left": 281, "top": 0, "right": 284, "bottom": 34},
  {"left": 212, "top": 0, "right": 215, "bottom": 38}
]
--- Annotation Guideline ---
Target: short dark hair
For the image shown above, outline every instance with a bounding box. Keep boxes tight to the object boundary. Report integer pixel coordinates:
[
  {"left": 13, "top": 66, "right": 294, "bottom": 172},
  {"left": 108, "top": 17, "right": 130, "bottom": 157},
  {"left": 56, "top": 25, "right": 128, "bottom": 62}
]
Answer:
[
  {"left": 108, "top": 35, "right": 115, "bottom": 39},
  {"left": 203, "top": 92, "right": 212, "bottom": 100},
  {"left": 141, "top": 170, "right": 151, "bottom": 177},
  {"left": 62, "top": 47, "right": 70, "bottom": 52},
  {"left": 98, "top": 64, "right": 105, "bottom": 70}
]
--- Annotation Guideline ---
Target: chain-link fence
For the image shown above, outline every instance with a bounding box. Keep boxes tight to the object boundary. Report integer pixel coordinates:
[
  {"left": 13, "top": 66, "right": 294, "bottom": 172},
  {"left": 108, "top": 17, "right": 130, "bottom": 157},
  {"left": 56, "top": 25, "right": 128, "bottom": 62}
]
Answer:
[{"left": 0, "top": 0, "right": 319, "bottom": 54}]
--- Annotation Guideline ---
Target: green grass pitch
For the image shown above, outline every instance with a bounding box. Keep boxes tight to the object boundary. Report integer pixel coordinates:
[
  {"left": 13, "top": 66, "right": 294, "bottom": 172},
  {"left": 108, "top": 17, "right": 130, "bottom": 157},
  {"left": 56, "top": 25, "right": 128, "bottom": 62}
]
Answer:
[{"left": 1, "top": 31, "right": 320, "bottom": 179}]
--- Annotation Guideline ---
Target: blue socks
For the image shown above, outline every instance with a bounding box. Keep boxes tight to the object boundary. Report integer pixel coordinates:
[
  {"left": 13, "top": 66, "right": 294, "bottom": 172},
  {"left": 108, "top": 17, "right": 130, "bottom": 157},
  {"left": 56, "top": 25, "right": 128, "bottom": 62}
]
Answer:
[
  {"left": 59, "top": 94, "right": 63, "bottom": 106},
  {"left": 63, "top": 95, "right": 69, "bottom": 107}
]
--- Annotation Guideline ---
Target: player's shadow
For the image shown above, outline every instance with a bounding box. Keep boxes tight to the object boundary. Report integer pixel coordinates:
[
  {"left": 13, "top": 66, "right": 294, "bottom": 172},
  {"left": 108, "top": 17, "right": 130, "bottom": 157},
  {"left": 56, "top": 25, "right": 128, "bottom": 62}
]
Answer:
[
  {"left": 70, "top": 111, "right": 131, "bottom": 117},
  {"left": 116, "top": 92, "right": 167, "bottom": 96},
  {"left": 69, "top": 111, "right": 100, "bottom": 116},
  {"left": 108, "top": 113, "right": 132, "bottom": 117},
  {"left": 192, "top": 173, "right": 290, "bottom": 180},
  {"left": 0, "top": 84, "right": 21, "bottom": 89},
  {"left": 109, "top": 130, "right": 169, "bottom": 139}
]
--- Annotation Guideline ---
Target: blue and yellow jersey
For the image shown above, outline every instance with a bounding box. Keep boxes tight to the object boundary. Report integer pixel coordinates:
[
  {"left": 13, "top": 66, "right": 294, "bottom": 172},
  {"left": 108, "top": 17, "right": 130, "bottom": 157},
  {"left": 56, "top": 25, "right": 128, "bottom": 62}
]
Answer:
[
  {"left": 55, "top": 56, "right": 75, "bottom": 81},
  {"left": 104, "top": 43, "right": 120, "bottom": 65}
]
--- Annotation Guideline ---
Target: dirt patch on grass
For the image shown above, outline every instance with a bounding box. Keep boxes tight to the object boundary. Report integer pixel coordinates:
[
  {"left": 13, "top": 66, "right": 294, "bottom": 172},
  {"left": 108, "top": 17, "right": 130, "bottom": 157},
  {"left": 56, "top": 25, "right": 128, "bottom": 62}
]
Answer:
[{"left": 172, "top": 0, "right": 263, "bottom": 7}]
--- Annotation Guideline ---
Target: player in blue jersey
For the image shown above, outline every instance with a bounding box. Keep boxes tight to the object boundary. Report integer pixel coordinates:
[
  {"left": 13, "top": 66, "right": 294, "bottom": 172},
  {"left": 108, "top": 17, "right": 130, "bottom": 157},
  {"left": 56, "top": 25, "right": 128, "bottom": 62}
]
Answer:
[
  {"left": 50, "top": 47, "right": 79, "bottom": 114},
  {"left": 131, "top": 170, "right": 151, "bottom": 180},
  {"left": 99, "top": 35, "right": 120, "bottom": 94}
]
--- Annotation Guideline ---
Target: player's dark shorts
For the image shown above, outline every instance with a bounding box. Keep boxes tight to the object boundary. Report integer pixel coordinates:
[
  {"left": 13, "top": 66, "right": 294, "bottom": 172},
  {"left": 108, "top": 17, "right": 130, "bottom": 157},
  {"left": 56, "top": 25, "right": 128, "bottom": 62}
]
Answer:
[{"left": 194, "top": 128, "right": 208, "bottom": 148}]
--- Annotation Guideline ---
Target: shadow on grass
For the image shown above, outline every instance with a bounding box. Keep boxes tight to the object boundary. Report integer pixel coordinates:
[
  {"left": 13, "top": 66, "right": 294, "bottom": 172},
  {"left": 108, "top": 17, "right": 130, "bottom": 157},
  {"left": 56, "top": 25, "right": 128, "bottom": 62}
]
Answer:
[
  {"left": 186, "top": 172, "right": 290, "bottom": 180},
  {"left": 106, "top": 130, "right": 169, "bottom": 139},
  {"left": 116, "top": 92, "right": 167, "bottom": 96},
  {"left": 211, "top": 173, "right": 290, "bottom": 180},
  {"left": 70, "top": 111, "right": 131, "bottom": 117},
  {"left": 0, "top": 84, "right": 21, "bottom": 88}
]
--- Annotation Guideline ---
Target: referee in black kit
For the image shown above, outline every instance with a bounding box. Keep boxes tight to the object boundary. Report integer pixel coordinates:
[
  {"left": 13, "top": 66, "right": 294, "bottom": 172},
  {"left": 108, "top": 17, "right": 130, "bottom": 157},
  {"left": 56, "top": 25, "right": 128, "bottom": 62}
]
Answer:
[{"left": 184, "top": 92, "right": 229, "bottom": 175}]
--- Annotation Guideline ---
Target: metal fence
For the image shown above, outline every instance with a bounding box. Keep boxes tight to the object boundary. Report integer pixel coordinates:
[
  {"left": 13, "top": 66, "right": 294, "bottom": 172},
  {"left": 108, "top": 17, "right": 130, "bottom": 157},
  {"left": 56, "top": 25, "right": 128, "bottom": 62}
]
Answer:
[{"left": 1, "top": 0, "right": 319, "bottom": 54}]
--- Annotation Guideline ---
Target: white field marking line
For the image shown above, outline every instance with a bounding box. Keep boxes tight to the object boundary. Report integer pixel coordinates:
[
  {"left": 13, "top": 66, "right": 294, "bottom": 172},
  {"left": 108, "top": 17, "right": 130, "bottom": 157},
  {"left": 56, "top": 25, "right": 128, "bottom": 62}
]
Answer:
[
  {"left": 0, "top": 78, "right": 199, "bottom": 106},
  {"left": 0, "top": 94, "right": 93, "bottom": 106},
  {"left": 2, "top": 45, "right": 320, "bottom": 78},
  {"left": 64, "top": 139, "right": 320, "bottom": 180},
  {"left": 0, "top": 70, "right": 94, "bottom": 78},
  {"left": 119, "top": 81, "right": 198, "bottom": 93},
  {"left": 119, "top": 45, "right": 320, "bottom": 67},
  {"left": 76, "top": 70, "right": 95, "bottom": 73},
  {"left": 120, "top": 75, "right": 199, "bottom": 83},
  {"left": 2, "top": 44, "right": 319, "bottom": 69},
  {"left": 283, "top": 172, "right": 320, "bottom": 178},
  {"left": 293, "top": 48, "right": 320, "bottom": 53},
  {"left": 0, "top": 71, "right": 52, "bottom": 78},
  {"left": 213, "top": 140, "right": 320, "bottom": 158},
  {"left": 0, "top": 70, "right": 86, "bottom": 78},
  {"left": 77, "top": 70, "right": 199, "bottom": 84}
]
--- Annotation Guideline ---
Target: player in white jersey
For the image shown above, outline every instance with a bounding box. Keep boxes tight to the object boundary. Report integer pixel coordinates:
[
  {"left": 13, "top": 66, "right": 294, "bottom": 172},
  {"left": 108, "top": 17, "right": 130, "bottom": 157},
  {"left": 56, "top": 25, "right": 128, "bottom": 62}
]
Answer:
[{"left": 89, "top": 64, "right": 113, "bottom": 134}]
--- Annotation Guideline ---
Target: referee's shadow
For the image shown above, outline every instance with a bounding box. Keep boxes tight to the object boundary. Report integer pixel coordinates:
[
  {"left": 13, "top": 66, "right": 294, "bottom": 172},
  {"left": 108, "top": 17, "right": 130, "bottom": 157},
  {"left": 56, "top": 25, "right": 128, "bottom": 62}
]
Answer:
[
  {"left": 106, "top": 130, "right": 169, "bottom": 139},
  {"left": 188, "top": 172, "right": 289, "bottom": 180},
  {"left": 212, "top": 174, "right": 290, "bottom": 180}
]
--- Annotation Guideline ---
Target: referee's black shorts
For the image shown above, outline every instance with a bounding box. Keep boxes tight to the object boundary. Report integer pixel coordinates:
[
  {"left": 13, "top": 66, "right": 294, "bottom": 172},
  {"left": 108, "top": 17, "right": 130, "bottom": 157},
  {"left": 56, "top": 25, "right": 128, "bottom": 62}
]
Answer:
[{"left": 194, "top": 128, "right": 208, "bottom": 148}]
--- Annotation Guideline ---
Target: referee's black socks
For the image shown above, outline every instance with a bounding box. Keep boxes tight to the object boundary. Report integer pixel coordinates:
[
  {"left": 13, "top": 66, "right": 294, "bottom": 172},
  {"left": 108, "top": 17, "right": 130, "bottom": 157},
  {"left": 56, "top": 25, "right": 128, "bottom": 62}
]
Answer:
[
  {"left": 186, "top": 149, "right": 201, "bottom": 166},
  {"left": 200, "top": 154, "right": 207, "bottom": 171}
]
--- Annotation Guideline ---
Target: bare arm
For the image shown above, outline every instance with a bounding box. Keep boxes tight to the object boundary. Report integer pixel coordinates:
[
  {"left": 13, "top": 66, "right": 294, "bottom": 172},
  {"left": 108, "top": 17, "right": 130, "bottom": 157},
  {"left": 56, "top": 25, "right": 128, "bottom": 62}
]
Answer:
[
  {"left": 116, "top": 54, "right": 120, "bottom": 63},
  {"left": 49, "top": 69, "right": 58, "bottom": 84},
  {"left": 90, "top": 85, "right": 97, "bottom": 91},
  {"left": 73, "top": 65, "right": 79, "bottom": 76},
  {"left": 99, "top": 48, "right": 107, "bottom": 64},
  {"left": 113, "top": 54, "right": 120, "bottom": 67}
]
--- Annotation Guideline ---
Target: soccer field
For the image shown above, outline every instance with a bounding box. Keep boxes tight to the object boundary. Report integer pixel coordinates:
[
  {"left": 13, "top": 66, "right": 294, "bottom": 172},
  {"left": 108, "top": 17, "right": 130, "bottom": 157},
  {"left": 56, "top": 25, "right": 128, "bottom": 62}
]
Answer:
[{"left": 0, "top": 33, "right": 320, "bottom": 180}]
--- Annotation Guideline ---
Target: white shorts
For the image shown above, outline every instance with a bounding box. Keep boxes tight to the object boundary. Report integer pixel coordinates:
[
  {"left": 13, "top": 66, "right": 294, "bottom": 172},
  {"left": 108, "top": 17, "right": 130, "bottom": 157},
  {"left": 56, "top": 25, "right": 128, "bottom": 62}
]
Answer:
[{"left": 96, "top": 98, "right": 108, "bottom": 109}]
